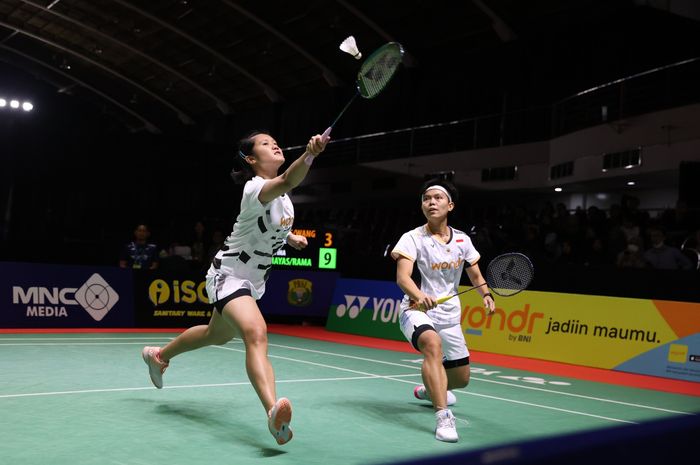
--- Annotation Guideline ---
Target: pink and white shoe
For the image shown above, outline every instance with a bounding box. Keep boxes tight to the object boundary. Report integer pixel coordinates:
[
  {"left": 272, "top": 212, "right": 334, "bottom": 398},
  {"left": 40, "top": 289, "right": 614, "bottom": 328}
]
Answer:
[
  {"left": 268, "top": 397, "right": 293, "bottom": 445},
  {"left": 142, "top": 346, "right": 169, "bottom": 389},
  {"left": 414, "top": 385, "right": 457, "bottom": 406}
]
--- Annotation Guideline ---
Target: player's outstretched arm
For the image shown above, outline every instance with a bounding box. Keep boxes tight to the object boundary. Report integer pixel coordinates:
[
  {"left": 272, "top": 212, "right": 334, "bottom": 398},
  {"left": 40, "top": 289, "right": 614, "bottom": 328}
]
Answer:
[{"left": 259, "top": 134, "right": 327, "bottom": 202}]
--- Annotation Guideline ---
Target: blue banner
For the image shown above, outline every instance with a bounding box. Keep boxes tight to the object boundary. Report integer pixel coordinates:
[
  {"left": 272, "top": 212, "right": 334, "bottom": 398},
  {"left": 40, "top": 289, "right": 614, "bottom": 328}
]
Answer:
[
  {"left": 0, "top": 262, "right": 134, "bottom": 328},
  {"left": 133, "top": 269, "right": 341, "bottom": 327},
  {"left": 259, "top": 270, "right": 340, "bottom": 317}
]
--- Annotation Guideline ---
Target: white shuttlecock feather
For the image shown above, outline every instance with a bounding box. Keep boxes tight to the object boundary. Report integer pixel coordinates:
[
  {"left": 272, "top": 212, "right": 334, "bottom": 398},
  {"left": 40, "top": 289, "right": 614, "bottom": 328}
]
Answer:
[{"left": 339, "top": 36, "right": 362, "bottom": 60}]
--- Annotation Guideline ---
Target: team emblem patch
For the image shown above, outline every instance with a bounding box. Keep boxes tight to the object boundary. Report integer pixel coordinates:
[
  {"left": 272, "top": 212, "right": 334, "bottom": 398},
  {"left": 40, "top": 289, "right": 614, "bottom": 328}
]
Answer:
[{"left": 287, "top": 279, "right": 313, "bottom": 306}]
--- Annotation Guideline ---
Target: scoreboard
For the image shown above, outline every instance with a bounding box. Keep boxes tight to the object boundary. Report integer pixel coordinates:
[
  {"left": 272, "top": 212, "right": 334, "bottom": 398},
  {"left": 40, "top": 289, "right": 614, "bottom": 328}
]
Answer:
[{"left": 271, "top": 227, "right": 338, "bottom": 270}]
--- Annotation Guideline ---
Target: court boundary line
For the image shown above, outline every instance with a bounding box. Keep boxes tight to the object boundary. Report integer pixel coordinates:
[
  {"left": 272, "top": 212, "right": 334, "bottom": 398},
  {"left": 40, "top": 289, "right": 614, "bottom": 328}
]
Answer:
[
  {"left": 2, "top": 334, "right": 693, "bottom": 415},
  {"left": 213, "top": 344, "right": 638, "bottom": 424},
  {"left": 1, "top": 326, "right": 697, "bottom": 397}
]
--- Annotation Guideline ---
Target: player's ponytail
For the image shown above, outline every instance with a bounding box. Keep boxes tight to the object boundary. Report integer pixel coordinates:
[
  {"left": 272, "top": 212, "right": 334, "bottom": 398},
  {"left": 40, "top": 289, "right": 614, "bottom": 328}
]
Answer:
[{"left": 230, "top": 131, "right": 265, "bottom": 184}]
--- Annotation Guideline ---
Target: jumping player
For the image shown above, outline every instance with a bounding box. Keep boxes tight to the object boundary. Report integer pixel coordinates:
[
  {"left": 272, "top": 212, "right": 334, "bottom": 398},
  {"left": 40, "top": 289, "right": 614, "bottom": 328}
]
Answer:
[{"left": 142, "top": 131, "right": 327, "bottom": 445}]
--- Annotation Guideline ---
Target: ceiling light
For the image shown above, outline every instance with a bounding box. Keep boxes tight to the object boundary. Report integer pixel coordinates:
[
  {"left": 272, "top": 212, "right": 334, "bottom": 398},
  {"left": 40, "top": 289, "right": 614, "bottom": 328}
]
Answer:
[
  {"left": 554, "top": 187, "right": 563, "bottom": 192},
  {"left": 627, "top": 181, "right": 636, "bottom": 186},
  {"left": 0, "top": 98, "right": 6, "bottom": 107},
  {"left": 22, "top": 101, "right": 34, "bottom": 111},
  {"left": 10, "top": 99, "right": 19, "bottom": 109}
]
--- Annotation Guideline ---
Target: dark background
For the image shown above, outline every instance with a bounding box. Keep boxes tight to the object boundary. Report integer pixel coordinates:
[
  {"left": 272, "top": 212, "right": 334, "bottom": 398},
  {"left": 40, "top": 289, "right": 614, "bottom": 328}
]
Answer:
[{"left": 1, "top": 0, "right": 699, "bottom": 299}]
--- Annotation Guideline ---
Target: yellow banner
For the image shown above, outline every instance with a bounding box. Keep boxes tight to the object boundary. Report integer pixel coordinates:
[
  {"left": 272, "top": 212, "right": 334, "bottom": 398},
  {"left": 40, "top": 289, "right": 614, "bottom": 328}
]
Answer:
[{"left": 459, "top": 290, "right": 693, "bottom": 369}]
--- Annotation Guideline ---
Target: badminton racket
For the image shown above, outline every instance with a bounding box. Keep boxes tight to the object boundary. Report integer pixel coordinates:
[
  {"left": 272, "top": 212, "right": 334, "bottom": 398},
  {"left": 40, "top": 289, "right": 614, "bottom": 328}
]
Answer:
[
  {"left": 321, "top": 42, "right": 404, "bottom": 142},
  {"left": 410, "top": 252, "right": 534, "bottom": 309}
]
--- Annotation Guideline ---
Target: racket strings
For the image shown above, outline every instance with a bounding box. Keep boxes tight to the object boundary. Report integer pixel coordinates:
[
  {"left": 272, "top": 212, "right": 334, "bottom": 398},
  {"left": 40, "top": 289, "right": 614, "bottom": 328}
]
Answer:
[
  {"left": 486, "top": 254, "right": 534, "bottom": 297},
  {"left": 358, "top": 44, "right": 403, "bottom": 98}
]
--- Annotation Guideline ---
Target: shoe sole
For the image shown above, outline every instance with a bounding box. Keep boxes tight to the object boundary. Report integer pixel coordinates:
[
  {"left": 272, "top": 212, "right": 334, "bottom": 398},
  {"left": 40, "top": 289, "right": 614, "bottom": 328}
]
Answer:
[
  {"left": 142, "top": 347, "right": 163, "bottom": 389},
  {"left": 435, "top": 433, "right": 459, "bottom": 443},
  {"left": 269, "top": 398, "right": 293, "bottom": 445}
]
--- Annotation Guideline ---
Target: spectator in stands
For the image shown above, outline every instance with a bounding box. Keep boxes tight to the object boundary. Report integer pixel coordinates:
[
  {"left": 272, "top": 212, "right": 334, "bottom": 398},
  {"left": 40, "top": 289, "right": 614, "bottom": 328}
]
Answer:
[
  {"left": 643, "top": 226, "right": 692, "bottom": 270},
  {"left": 119, "top": 224, "right": 159, "bottom": 270},
  {"left": 616, "top": 236, "right": 647, "bottom": 269},
  {"left": 206, "top": 228, "right": 226, "bottom": 264},
  {"left": 189, "top": 220, "right": 209, "bottom": 270},
  {"left": 554, "top": 237, "right": 580, "bottom": 265},
  {"left": 583, "top": 236, "right": 609, "bottom": 267},
  {"left": 141, "top": 130, "right": 327, "bottom": 446}
]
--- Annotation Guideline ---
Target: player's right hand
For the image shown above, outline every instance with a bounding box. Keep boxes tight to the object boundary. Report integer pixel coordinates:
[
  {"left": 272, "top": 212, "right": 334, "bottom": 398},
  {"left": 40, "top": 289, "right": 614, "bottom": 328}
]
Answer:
[
  {"left": 409, "top": 294, "right": 437, "bottom": 311},
  {"left": 307, "top": 134, "right": 327, "bottom": 156}
]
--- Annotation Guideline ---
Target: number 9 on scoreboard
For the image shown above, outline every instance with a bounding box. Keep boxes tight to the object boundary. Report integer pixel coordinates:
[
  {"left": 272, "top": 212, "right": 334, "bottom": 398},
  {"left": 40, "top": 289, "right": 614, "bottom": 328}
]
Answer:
[{"left": 318, "top": 247, "right": 337, "bottom": 269}]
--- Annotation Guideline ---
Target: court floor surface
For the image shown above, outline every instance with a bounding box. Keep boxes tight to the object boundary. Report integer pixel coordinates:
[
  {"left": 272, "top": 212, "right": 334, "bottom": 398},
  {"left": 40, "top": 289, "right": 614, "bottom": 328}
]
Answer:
[{"left": 1, "top": 330, "right": 698, "bottom": 465}]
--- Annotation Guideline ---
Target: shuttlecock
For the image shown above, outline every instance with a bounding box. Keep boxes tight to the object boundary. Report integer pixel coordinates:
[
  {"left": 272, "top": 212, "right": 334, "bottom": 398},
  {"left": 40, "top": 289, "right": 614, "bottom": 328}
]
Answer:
[{"left": 339, "top": 36, "right": 362, "bottom": 60}]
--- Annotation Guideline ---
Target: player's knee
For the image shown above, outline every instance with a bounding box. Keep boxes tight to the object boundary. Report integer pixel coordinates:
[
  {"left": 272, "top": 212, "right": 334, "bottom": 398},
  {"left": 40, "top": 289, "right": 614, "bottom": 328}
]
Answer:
[
  {"left": 242, "top": 326, "right": 268, "bottom": 346},
  {"left": 421, "top": 340, "right": 442, "bottom": 359}
]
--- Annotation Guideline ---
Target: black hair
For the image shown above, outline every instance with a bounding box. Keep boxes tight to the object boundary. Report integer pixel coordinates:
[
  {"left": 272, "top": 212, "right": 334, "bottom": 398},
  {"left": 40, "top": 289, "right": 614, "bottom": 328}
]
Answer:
[
  {"left": 419, "top": 178, "right": 459, "bottom": 204},
  {"left": 230, "top": 130, "right": 269, "bottom": 184}
]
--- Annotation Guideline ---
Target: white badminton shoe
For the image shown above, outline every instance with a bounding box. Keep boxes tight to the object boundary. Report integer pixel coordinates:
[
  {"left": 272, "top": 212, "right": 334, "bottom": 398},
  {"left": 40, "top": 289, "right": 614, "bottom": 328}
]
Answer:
[
  {"left": 435, "top": 409, "right": 458, "bottom": 442},
  {"left": 142, "top": 346, "right": 169, "bottom": 389},
  {"left": 268, "top": 397, "right": 293, "bottom": 445},
  {"left": 414, "top": 385, "right": 457, "bottom": 406}
]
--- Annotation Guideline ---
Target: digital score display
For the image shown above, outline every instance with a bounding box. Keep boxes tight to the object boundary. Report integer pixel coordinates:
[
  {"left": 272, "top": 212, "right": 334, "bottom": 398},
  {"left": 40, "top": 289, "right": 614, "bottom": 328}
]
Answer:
[{"left": 272, "top": 227, "right": 338, "bottom": 270}]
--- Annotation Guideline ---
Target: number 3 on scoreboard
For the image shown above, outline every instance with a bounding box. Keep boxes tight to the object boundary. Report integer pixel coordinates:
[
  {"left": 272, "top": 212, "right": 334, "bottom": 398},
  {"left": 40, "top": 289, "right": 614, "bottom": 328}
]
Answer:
[{"left": 324, "top": 232, "right": 333, "bottom": 247}]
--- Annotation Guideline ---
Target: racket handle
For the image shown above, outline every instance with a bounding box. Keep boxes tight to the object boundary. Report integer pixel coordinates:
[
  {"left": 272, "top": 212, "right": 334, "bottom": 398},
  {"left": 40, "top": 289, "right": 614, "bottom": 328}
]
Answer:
[
  {"left": 321, "top": 126, "right": 332, "bottom": 143},
  {"left": 409, "top": 295, "right": 452, "bottom": 310}
]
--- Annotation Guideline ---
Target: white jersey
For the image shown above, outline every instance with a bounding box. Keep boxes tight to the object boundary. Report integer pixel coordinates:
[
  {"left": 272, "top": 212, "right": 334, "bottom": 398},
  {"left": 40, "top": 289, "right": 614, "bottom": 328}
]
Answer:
[
  {"left": 207, "top": 176, "right": 294, "bottom": 300},
  {"left": 391, "top": 225, "right": 480, "bottom": 325}
]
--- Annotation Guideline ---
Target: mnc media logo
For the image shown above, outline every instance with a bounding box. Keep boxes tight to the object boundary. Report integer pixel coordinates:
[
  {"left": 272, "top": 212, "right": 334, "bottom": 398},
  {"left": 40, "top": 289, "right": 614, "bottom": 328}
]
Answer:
[{"left": 12, "top": 273, "right": 120, "bottom": 321}]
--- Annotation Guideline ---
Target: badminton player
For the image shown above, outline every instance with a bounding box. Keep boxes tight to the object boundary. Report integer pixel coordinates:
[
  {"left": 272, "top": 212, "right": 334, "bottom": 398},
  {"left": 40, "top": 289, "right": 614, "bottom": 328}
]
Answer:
[
  {"left": 391, "top": 179, "right": 495, "bottom": 442},
  {"left": 142, "top": 131, "right": 327, "bottom": 445}
]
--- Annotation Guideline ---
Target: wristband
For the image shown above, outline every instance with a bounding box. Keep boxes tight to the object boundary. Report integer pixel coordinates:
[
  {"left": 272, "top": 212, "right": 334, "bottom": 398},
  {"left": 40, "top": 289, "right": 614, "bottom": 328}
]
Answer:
[
  {"left": 484, "top": 292, "right": 494, "bottom": 300},
  {"left": 304, "top": 153, "right": 316, "bottom": 166}
]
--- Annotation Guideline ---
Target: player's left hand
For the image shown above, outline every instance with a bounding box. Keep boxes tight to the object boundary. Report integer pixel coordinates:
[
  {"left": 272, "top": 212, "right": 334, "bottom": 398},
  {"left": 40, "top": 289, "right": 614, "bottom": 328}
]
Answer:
[
  {"left": 484, "top": 294, "right": 496, "bottom": 314},
  {"left": 287, "top": 234, "right": 308, "bottom": 250}
]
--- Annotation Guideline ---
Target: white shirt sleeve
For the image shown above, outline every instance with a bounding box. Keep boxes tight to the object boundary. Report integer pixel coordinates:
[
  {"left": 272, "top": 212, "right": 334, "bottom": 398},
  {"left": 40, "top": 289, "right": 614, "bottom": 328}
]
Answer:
[
  {"left": 391, "top": 231, "right": 417, "bottom": 262},
  {"left": 240, "top": 176, "right": 266, "bottom": 214},
  {"left": 462, "top": 234, "right": 481, "bottom": 266}
]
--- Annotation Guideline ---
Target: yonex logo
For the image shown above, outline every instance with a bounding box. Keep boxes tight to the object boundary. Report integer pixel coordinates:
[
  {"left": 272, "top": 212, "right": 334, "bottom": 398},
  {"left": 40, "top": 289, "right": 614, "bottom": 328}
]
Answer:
[
  {"left": 12, "top": 273, "right": 119, "bottom": 321},
  {"left": 335, "top": 295, "right": 402, "bottom": 324},
  {"left": 335, "top": 295, "right": 370, "bottom": 319}
]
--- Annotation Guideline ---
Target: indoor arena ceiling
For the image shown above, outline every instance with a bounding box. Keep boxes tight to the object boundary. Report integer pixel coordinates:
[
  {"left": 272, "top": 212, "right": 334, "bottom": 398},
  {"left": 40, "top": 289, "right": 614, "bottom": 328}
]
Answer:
[{"left": 0, "top": 0, "right": 694, "bottom": 134}]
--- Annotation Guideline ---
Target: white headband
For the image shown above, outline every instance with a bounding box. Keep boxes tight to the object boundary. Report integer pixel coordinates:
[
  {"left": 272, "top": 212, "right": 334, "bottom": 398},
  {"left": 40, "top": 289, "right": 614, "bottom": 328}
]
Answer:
[{"left": 422, "top": 185, "right": 452, "bottom": 203}]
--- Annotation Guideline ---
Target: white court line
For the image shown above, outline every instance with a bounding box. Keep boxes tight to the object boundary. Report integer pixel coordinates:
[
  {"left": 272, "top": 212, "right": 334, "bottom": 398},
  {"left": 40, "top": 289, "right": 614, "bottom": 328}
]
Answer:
[
  {"left": 0, "top": 374, "right": 418, "bottom": 399},
  {"left": 213, "top": 345, "right": 636, "bottom": 424},
  {"left": 256, "top": 340, "right": 695, "bottom": 416},
  {"left": 3, "top": 335, "right": 693, "bottom": 417},
  {"left": 0, "top": 337, "right": 174, "bottom": 341},
  {"left": 464, "top": 377, "right": 696, "bottom": 415},
  {"left": 0, "top": 342, "right": 172, "bottom": 346}
]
